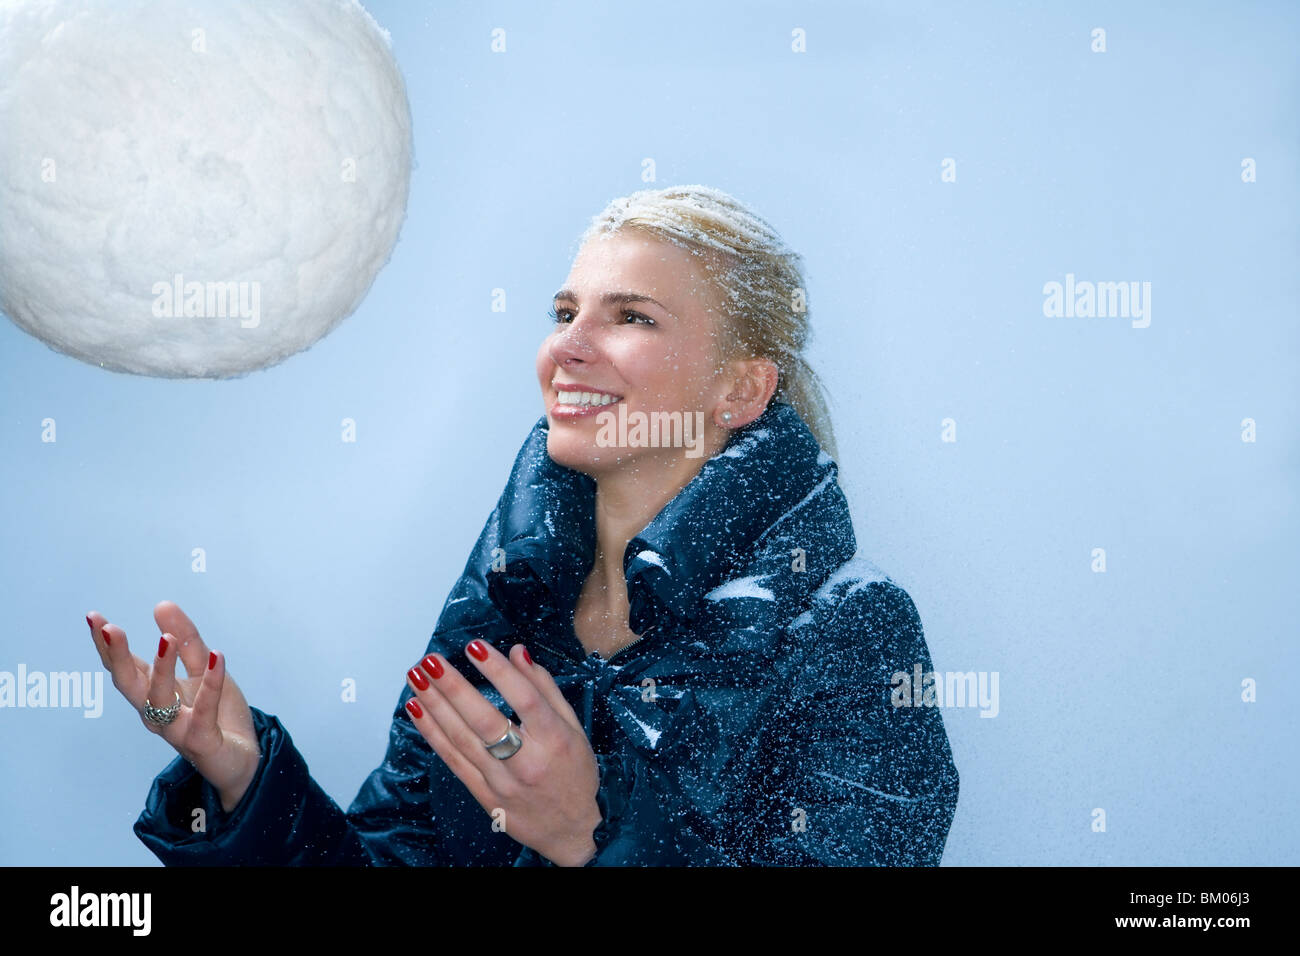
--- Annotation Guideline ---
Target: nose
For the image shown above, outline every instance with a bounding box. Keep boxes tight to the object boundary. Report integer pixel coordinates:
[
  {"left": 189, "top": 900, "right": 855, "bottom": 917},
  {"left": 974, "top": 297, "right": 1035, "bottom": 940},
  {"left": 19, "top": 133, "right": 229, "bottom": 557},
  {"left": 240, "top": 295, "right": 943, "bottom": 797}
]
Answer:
[{"left": 547, "top": 310, "right": 599, "bottom": 369}]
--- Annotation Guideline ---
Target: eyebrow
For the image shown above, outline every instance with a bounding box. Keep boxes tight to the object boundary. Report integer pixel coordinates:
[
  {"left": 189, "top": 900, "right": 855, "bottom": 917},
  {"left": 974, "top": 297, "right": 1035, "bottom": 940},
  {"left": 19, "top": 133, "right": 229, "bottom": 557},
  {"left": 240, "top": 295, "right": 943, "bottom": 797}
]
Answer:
[{"left": 551, "top": 289, "right": 673, "bottom": 315}]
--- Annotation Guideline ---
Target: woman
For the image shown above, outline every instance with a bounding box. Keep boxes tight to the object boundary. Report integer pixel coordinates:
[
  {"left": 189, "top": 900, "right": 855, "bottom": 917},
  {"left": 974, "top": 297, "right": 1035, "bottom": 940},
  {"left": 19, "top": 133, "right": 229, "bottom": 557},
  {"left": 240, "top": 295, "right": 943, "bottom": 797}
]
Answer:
[{"left": 88, "top": 185, "right": 960, "bottom": 866}]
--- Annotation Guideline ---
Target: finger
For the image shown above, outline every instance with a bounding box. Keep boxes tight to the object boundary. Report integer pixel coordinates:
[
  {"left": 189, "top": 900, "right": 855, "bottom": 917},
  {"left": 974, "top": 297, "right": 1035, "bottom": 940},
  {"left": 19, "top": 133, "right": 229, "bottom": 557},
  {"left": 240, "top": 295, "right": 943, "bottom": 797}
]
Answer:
[
  {"left": 457, "top": 639, "right": 562, "bottom": 739},
  {"left": 85, "top": 612, "right": 110, "bottom": 669},
  {"left": 510, "top": 644, "right": 584, "bottom": 735},
  {"left": 190, "top": 648, "right": 224, "bottom": 741},
  {"left": 402, "top": 692, "right": 496, "bottom": 810},
  {"left": 406, "top": 655, "right": 529, "bottom": 790},
  {"left": 99, "top": 619, "right": 150, "bottom": 705},
  {"left": 144, "top": 632, "right": 181, "bottom": 732},
  {"left": 154, "top": 600, "right": 212, "bottom": 679}
]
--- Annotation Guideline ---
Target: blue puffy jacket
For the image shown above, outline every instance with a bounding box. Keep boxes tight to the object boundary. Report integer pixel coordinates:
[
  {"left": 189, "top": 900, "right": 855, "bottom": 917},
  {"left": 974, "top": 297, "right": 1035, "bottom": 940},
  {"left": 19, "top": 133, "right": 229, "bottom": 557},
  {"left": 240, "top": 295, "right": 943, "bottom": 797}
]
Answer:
[{"left": 133, "top": 400, "right": 960, "bottom": 865}]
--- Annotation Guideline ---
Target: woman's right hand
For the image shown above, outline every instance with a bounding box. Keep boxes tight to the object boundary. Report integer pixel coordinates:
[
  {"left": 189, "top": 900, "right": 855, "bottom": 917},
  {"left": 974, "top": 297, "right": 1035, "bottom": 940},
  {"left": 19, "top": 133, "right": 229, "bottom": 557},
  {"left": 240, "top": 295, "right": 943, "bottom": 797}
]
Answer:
[{"left": 87, "top": 600, "right": 262, "bottom": 814}]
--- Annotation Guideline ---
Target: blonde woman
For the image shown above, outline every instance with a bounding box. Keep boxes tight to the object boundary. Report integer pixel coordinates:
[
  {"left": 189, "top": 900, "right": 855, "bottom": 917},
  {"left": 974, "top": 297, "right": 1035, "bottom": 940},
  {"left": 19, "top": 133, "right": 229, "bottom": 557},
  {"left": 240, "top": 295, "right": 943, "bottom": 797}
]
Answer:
[{"left": 91, "top": 185, "right": 959, "bottom": 865}]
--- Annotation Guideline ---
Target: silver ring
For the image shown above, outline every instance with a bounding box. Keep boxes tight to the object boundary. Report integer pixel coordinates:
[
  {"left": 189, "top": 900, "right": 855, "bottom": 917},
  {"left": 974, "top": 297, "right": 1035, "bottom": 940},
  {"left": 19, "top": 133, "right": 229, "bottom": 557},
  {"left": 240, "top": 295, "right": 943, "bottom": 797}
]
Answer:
[
  {"left": 142, "top": 690, "right": 182, "bottom": 726},
  {"left": 484, "top": 719, "right": 523, "bottom": 760}
]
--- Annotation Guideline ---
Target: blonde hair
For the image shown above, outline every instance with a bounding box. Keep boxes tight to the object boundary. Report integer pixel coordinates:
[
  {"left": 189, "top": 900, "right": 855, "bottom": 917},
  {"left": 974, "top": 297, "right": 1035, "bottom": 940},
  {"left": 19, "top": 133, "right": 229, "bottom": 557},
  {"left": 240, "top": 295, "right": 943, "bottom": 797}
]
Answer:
[{"left": 575, "top": 185, "right": 838, "bottom": 461}]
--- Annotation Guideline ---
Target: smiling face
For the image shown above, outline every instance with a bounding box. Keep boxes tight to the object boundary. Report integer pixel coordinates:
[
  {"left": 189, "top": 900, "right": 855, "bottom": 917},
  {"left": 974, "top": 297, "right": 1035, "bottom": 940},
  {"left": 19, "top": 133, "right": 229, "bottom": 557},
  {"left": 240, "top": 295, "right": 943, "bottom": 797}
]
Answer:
[{"left": 535, "top": 230, "right": 739, "bottom": 476}]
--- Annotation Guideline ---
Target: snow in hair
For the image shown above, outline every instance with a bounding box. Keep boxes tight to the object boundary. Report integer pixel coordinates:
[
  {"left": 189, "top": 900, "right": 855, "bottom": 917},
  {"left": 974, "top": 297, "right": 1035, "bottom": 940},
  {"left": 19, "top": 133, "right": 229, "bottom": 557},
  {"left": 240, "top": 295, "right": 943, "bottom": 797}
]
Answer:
[{"left": 577, "top": 185, "right": 839, "bottom": 461}]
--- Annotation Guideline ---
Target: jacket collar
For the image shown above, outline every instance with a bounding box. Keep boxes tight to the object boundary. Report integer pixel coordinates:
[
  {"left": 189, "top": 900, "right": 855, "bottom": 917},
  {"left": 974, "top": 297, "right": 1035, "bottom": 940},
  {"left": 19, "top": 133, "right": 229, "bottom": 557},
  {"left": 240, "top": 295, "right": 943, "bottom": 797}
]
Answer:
[{"left": 485, "top": 400, "right": 857, "bottom": 652}]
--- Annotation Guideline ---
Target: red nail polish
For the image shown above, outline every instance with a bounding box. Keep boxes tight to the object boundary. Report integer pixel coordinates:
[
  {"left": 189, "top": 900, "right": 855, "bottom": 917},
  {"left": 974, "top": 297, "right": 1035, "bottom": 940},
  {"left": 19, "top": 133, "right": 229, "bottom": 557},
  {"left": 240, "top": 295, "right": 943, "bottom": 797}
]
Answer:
[
  {"left": 421, "top": 654, "right": 444, "bottom": 680},
  {"left": 208, "top": 651, "right": 217, "bottom": 670},
  {"left": 407, "top": 666, "right": 429, "bottom": 691},
  {"left": 102, "top": 629, "right": 111, "bottom": 646},
  {"left": 522, "top": 647, "right": 533, "bottom": 666},
  {"left": 157, "top": 636, "right": 168, "bottom": 658},
  {"left": 467, "top": 640, "right": 488, "bottom": 662},
  {"left": 85, "top": 615, "right": 93, "bottom": 633},
  {"left": 406, "top": 698, "right": 423, "bottom": 719}
]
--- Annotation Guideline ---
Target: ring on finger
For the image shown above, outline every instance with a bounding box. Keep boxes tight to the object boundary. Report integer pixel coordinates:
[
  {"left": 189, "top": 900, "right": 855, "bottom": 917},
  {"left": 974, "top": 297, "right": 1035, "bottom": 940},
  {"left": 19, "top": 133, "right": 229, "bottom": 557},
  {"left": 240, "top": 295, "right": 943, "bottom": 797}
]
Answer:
[
  {"left": 142, "top": 690, "right": 182, "bottom": 726},
  {"left": 483, "top": 717, "right": 523, "bottom": 760}
]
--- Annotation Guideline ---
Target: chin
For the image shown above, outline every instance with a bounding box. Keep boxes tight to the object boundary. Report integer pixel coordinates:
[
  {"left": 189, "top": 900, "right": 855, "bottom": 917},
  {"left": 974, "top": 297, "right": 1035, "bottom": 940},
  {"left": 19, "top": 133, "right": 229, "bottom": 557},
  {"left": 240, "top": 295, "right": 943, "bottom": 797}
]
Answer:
[{"left": 545, "top": 428, "right": 606, "bottom": 476}]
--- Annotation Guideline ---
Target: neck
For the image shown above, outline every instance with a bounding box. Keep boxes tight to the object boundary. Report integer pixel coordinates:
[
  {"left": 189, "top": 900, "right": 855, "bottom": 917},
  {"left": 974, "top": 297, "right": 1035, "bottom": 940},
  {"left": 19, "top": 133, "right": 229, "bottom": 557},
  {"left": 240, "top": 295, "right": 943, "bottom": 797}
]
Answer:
[{"left": 588, "top": 448, "right": 711, "bottom": 596}]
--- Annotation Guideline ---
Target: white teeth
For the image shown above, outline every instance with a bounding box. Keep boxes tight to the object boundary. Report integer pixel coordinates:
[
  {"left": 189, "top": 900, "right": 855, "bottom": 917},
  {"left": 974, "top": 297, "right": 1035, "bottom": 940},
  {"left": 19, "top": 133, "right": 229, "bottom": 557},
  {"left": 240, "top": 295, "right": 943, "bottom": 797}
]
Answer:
[{"left": 556, "top": 389, "right": 619, "bottom": 406}]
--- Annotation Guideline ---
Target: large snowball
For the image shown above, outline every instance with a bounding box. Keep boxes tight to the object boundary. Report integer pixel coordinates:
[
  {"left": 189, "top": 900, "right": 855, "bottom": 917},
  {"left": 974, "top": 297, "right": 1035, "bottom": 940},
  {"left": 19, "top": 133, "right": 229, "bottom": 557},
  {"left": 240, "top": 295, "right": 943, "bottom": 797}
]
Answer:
[{"left": 0, "top": 0, "right": 411, "bottom": 378}]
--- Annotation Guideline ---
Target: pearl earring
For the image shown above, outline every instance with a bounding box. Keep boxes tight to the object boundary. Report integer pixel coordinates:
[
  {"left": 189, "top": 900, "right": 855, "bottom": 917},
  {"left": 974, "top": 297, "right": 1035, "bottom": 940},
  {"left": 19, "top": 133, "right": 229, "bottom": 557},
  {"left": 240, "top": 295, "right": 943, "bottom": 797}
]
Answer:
[{"left": 721, "top": 411, "right": 732, "bottom": 424}]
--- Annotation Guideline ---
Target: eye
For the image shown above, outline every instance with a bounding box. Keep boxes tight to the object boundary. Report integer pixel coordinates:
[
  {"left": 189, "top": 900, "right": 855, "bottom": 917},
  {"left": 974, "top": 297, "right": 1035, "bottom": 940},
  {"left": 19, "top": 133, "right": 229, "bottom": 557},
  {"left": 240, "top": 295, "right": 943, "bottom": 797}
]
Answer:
[{"left": 547, "top": 307, "right": 655, "bottom": 327}]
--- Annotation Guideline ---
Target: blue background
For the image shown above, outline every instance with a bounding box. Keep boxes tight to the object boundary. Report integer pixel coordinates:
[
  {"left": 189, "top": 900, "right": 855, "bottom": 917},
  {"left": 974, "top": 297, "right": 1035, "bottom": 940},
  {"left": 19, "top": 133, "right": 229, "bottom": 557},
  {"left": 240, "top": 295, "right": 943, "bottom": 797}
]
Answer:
[{"left": 1, "top": 0, "right": 1296, "bottom": 865}]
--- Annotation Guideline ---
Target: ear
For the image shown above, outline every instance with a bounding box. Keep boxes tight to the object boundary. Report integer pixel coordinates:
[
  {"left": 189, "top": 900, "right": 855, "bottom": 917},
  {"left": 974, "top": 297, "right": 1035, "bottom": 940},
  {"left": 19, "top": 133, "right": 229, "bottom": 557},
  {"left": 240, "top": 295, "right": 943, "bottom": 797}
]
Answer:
[{"left": 715, "top": 357, "right": 779, "bottom": 428}]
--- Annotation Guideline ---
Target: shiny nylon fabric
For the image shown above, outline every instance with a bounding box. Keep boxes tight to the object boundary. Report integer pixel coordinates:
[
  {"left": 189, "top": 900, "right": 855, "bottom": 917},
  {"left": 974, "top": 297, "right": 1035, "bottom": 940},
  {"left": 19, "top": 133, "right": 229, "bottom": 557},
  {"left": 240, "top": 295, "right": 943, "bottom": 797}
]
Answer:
[{"left": 134, "top": 401, "right": 959, "bottom": 865}]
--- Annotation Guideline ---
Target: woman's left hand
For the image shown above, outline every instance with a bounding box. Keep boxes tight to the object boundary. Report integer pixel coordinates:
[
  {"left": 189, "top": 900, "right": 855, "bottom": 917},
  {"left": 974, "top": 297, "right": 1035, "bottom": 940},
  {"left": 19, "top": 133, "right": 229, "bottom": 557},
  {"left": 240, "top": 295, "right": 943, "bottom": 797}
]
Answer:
[{"left": 404, "top": 640, "right": 602, "bottom": 867}]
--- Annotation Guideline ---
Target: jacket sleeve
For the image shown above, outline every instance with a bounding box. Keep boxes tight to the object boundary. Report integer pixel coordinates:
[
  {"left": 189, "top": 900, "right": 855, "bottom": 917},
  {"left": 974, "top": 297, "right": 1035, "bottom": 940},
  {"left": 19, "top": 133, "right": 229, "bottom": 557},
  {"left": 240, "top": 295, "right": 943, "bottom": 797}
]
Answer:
[
  {"left": 132, "top": 508, "right": 526, "bottom": 866},
  {"left": 753, "top": 580, "right": 961, "bottom": 865},
  {"left": 131, "top": 661, "right": 524, "bottom": 866}
]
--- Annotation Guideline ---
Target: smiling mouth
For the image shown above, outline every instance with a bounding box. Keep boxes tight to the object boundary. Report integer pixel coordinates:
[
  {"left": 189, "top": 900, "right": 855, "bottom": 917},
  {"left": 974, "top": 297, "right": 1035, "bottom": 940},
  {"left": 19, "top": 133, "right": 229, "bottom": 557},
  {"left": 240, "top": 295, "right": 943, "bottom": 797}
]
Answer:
[{"left": 554, "top": 390, "right": 622, "bottom": 407}]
